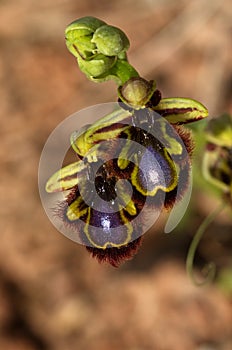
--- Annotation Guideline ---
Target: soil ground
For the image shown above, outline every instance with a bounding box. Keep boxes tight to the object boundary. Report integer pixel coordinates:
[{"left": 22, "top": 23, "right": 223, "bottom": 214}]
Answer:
[{"left": 0, "top": 1, "right": 232, "bottom": 349}]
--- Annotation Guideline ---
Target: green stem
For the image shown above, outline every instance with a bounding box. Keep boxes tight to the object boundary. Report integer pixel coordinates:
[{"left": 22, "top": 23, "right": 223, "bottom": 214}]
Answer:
[{"left": 186, "top": 201, "right": 226, "bottom": 286}]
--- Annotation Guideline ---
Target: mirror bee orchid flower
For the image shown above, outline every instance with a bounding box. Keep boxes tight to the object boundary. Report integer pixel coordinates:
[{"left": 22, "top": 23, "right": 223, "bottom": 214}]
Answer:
[{"left": 46, "top": 77, "right": 208, "bottom": 267}]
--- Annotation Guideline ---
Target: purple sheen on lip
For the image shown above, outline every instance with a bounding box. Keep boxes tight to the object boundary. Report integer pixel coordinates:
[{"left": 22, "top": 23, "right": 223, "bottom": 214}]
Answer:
[
  {"left": 137, "top": 146, "right": 174, "bottom": 192},
  {"left": 86, "top": 214, "right": 131, "bottom": 247}
]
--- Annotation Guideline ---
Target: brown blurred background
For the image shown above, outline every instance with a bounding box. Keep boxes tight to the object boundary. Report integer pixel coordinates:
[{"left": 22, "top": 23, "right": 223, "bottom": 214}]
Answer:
[{"left": 0, "top": 0, "right": 232, "bottom": 349}]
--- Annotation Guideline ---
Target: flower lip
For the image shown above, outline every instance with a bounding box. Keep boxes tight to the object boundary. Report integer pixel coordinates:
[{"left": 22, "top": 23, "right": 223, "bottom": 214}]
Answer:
[{"left": 40, "top": 103, "right": 193, "bottom": 252}]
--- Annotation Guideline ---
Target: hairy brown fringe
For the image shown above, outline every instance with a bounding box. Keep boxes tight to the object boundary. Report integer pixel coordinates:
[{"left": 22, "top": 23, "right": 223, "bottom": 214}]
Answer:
[{"left": 86, "top": 237, "right": 143, "bottom": 267}]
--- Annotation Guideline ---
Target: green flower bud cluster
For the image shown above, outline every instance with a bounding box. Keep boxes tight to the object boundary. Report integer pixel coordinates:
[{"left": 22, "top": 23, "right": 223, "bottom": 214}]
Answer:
[{"left": 65, "top": 16, "right": 139, "bottom": 85}]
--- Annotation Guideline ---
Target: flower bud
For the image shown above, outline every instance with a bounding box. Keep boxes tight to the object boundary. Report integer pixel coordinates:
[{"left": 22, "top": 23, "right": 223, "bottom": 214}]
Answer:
[
  {"left": 77, "top": 53, "right": 116, "bottom": 78},
  {"left": 118, "top": 77, "right": 156, "bottom": 109},
  {"left": 92, "top": 25, "right": 130, "bottom": 56},
  {"left": 65, "top": 16, "right": 106, "bottom": 58}
]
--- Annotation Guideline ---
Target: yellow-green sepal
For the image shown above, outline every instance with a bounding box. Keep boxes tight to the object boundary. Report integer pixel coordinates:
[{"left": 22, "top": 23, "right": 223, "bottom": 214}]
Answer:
[
  {"left": 46, "top": 161, "right": 85, "bottom": 193},
  {"left": 70, "top": 108, "right": 131, "bottom": 158},
  {"left": 154, "top": 97, "right": 208, "bottom": 124}
]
